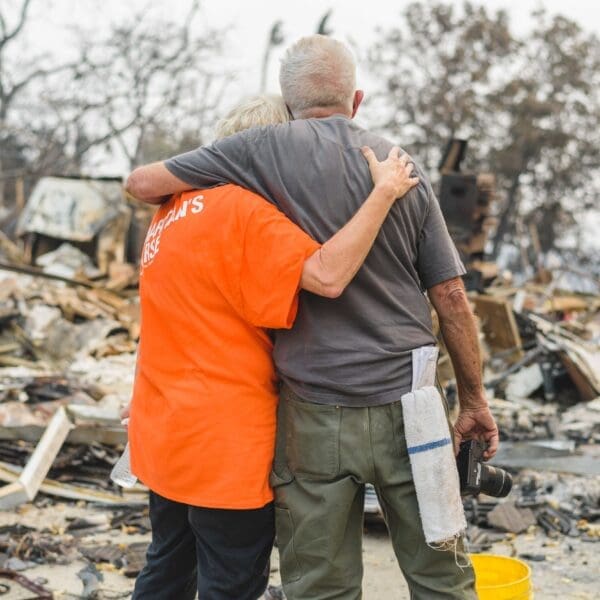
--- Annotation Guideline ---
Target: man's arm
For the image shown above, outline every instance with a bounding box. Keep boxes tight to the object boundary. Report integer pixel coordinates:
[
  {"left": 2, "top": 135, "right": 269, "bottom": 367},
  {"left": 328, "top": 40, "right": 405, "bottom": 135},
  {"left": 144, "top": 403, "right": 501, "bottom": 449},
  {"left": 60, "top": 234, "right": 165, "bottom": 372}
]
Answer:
[
  {"left": 428, "top": 277, "right": 499, "bottom": 459},
  {"left": 125, "top": 129, "right": 256, "bottom": 204},
  {"left": 300, "top": 146, "right": 418, "bottom": 297},
  {"left": 126, "top": 162, "right": 192, "bottom": 205}
]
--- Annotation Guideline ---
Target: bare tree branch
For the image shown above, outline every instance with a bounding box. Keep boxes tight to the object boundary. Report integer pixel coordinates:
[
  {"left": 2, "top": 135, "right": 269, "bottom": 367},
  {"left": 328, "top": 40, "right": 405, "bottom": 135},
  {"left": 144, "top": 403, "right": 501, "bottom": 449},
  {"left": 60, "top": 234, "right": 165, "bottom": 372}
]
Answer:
[
  {"left": 0, "top": 0, "right": 33, "bottom": 50},
  {"left": 5, "top": 62, "right": 77, "bottom": 106}
]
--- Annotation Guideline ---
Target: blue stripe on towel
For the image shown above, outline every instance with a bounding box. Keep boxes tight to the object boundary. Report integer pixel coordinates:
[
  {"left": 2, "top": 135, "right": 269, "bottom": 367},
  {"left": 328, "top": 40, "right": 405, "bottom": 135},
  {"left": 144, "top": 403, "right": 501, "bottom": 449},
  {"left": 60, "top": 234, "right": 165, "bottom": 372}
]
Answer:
[{"left": 407, "top": 437, "right": 452, "bottom": 455}]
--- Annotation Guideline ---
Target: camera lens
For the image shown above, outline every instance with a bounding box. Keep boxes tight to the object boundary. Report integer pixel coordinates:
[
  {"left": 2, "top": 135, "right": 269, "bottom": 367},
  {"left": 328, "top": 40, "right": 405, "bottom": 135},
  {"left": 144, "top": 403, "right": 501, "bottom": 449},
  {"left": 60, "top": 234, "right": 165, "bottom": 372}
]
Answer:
[{"left": 479, "top": 464, "right": 513, "bottom": 497}]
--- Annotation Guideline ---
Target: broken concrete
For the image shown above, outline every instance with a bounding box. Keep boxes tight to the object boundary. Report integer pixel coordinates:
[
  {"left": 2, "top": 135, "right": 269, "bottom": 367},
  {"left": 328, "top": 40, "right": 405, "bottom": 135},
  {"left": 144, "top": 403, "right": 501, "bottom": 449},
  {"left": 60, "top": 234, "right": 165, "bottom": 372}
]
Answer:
[{"left": 487, "top": 501, "right": 537, "bottom": 533}]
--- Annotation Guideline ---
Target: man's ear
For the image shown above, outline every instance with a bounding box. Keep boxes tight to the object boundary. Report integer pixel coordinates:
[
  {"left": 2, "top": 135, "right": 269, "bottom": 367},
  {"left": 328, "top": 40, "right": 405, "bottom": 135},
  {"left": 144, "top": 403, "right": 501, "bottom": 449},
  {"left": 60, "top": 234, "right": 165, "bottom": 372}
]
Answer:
[{"left": 351, "top": 90, "right": 364, "bottom": 118}]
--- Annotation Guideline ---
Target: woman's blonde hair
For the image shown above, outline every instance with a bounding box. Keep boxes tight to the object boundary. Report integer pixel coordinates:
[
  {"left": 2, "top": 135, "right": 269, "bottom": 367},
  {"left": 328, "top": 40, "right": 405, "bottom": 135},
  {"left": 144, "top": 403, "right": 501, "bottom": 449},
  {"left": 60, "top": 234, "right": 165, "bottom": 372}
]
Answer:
[{"left": 214, "top": 94, "right": 290, "bottom": 139}]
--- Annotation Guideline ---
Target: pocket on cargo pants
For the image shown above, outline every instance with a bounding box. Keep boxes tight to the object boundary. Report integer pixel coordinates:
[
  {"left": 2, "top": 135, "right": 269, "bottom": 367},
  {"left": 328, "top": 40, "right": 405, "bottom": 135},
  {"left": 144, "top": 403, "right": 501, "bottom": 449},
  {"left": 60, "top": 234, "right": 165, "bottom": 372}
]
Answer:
[
  {"left": 279, "top": 390, "right": 341, "bottom": 480},
  {"left": 270, "top": 389, "right": 342, "bottom": 587}
]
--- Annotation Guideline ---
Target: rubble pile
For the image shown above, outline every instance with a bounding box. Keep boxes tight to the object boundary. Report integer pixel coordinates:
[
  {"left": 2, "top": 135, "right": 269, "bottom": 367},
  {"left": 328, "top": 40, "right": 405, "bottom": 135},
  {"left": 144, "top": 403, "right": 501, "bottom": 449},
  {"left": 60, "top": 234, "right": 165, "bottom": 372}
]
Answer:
[
  {"left": 371, "top": 281, "right": 600, "bottom": 571},
  {"left": 0, "top": 499, "right": 150, "bottom": 598},
  {"left": 436, "top": 281, "right": 600, "bottom": 443},
  {"left": 0, "top": 172, "right": 597, "bottom": 596},
  {"left": 472, "top": 284, "right": 600, "bottom": 460},
  {"left": 0, "top": 224, "right": 149, "bottom": 594},
  {"left": 0, "top": 440, "right": 122, "bottom": 491},
  {"left": 448, "top": 281, "right": 600, "bottom": 567},
  {"left": 464, "top": 470, "right": 600, "bottom": 551},
  {"left": 0, "top": 269, "right": 138, "bottom": 417}
]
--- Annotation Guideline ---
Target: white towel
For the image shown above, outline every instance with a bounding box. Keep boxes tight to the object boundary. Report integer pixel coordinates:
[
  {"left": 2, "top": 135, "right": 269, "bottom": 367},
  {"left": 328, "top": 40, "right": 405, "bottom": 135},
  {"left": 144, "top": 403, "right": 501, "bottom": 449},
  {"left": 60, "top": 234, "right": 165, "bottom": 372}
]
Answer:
[
  {"left": 401, "top": 385, "right": 467, "bottom": 546},
  {"left": 411, "top": 346, "right": 439, "bottom": 391}
]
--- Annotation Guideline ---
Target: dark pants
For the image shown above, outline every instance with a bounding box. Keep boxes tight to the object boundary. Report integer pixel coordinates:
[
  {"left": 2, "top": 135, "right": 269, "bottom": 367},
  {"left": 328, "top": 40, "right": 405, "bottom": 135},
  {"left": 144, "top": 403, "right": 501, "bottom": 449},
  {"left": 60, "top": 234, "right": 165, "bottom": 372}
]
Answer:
[{"left": 133, "top": 491, "right": 274, "bottom": 600}]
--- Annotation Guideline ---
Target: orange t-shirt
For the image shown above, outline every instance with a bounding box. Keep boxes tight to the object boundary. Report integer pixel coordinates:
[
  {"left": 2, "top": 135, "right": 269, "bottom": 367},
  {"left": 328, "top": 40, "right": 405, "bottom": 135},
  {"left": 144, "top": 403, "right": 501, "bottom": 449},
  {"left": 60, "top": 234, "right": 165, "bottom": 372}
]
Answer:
[{"left": 129, "top": 184, "right": 319, "bottom": 509}]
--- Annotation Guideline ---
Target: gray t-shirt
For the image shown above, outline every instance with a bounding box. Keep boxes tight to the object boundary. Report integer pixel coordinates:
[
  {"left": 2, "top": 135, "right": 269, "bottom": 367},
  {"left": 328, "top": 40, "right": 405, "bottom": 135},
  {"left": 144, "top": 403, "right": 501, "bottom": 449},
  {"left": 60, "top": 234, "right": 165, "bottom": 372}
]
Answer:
[{"left": 165, "top": 115, "right": 465, "bottom": 406}]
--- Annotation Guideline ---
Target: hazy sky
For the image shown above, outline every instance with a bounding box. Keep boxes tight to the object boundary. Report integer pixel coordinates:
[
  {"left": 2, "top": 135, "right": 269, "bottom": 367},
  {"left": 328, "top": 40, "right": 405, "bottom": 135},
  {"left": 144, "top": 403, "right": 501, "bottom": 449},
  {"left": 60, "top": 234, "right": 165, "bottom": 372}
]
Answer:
[
  {"left": 7, "top": 0, "right": 599, "bottom": 251},
  {"left": 20, "top": 0, "right": 600, "bottom": 98},
  {"left": 200, "top": 0, "right": 600, "bottom": 92}
]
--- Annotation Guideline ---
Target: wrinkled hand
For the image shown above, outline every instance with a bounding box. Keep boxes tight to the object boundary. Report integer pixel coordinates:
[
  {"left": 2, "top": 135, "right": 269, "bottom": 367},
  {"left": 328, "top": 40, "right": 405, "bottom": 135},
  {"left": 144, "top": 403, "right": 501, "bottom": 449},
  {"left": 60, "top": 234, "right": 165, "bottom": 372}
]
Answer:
[
  {"left": 361, "top": 145, "right": 419, "bottom": 199},
  {"left": 453, "top": 405, "right": 499, "bottom": 460}
]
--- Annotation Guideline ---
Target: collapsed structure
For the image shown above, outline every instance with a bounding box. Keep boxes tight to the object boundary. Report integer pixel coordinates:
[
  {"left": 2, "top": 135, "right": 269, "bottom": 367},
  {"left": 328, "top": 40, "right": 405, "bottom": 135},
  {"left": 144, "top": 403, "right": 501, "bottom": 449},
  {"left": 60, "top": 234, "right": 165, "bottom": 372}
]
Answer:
[{"left": 0, "top": 162, "right": 596, "bottom": 596}]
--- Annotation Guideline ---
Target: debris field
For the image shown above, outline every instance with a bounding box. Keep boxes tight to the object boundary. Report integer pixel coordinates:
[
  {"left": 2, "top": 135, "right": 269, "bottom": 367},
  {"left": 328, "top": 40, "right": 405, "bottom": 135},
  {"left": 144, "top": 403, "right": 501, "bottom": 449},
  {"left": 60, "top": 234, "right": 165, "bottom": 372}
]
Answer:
[{"left": 0, "top": 171, "right": 597, "bottom": 597}]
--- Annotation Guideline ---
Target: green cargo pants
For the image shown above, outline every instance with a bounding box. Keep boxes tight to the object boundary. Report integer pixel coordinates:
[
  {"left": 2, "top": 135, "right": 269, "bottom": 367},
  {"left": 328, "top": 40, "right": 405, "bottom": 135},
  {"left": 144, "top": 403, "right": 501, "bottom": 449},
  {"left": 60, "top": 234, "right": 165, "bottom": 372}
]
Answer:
[{"left": 270, "top": 385, "right": 476, "bottom": 600}]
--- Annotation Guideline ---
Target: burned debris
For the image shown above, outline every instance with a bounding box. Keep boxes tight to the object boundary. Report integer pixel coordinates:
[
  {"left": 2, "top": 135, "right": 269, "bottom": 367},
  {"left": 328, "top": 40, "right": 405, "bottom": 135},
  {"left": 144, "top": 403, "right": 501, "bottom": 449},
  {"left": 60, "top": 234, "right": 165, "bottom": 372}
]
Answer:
[
  {"left": 0, "top": 152, "right": 596, "bottom": 597},
  {"left": 434, "top": 144, "right": 600, "bottom": 575},
  {"left": 439, "top": 138, "right": 498, "bottom": 290},
  {"left": 0, "top": 177, "right": 150, "bottom": 594},
  {"left": 16, "top": 175, "right": 154, "bottom": 277}
]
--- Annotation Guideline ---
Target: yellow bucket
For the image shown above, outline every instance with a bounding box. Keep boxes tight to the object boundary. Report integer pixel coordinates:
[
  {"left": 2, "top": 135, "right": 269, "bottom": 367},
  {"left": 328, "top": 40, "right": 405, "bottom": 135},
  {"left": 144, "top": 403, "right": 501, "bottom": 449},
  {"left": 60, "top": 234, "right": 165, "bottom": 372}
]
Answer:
[{"left": 471, "top": 554, "right": 532, "bottom": 600}]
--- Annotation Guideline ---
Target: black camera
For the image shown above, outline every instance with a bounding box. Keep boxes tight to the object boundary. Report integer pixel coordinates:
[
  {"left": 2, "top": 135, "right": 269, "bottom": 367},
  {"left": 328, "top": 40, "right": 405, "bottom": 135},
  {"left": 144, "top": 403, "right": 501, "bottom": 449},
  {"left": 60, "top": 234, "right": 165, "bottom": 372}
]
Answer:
[{"left": 457, "top": 440, "right": 512, "bottom": 497}]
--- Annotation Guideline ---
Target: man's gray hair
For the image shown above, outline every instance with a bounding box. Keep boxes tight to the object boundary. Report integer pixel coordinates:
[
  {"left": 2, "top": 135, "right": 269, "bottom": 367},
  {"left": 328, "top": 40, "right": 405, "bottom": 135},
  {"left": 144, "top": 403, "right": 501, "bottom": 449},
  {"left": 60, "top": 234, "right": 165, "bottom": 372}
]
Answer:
[
  {"left": 279, "top": 35, "right": 356, "bottom": 118},
  {"left": 215, "top": 94, "right": 290, "bottom": 139}
]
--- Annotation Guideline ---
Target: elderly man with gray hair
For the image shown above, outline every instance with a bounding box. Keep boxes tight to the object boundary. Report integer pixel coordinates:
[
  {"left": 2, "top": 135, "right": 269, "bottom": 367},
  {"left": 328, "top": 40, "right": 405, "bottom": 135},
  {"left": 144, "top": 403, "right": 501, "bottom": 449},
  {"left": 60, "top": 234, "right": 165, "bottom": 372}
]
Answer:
[{"left": 127, "top": 35, "right": 498, "bottom": 599}]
